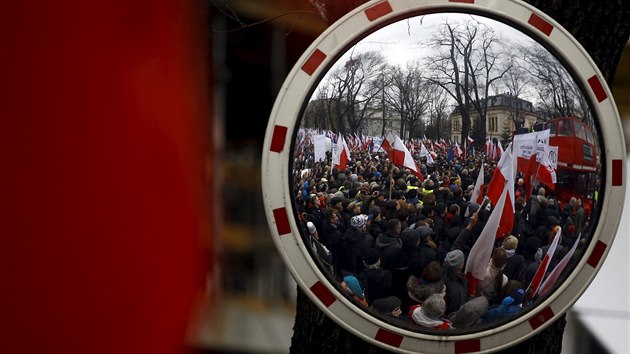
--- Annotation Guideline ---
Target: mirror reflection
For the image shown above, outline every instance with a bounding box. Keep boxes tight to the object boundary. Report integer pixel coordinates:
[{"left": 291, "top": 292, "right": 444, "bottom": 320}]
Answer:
[{"left": 292, "top": 13, "right": 601, "bottom": 333}]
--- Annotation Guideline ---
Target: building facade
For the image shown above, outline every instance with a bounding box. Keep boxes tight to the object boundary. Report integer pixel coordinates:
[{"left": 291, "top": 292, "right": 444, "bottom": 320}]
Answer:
[{"left": 449, "top": 94, "right": 539, "bottom": 143}]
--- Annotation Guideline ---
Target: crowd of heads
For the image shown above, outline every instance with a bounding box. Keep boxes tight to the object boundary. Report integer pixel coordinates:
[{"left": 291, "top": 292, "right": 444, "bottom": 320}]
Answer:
[{"left": 293, "top": 142, "right": 589, "bottom": 331}]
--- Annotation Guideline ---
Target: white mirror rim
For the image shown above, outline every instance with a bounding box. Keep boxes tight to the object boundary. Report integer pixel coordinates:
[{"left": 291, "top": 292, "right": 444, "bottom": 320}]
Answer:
[{"left": 262, "top": 0, "right": 626, "bottom": 352}]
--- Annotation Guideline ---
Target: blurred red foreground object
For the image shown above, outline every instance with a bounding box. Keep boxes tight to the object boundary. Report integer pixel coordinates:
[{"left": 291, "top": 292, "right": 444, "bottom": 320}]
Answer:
[{"left": 0, "top": 2, "right": 212, "bottom": 354}]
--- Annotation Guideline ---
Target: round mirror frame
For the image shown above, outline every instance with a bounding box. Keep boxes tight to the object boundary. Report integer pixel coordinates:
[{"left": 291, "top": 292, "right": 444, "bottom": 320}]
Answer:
[{"left": 262, "top": 1, "right": 626, "bottom": 352}]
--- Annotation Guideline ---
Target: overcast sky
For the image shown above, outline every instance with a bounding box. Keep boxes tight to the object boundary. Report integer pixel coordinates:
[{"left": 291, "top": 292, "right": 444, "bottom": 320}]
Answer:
[{"left": 338, "top": 13, "right": 537, "bottom": 68}]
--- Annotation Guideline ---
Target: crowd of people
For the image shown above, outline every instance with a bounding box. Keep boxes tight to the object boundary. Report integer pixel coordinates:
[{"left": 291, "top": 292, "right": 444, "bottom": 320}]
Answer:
[{"left": 293, "top": 142, "right": 589, "bottom": 331}]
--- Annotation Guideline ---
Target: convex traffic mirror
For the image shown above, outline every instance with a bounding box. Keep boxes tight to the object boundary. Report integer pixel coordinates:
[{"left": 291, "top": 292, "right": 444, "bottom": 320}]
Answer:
[{"left": 263, "top": 1, "right": 625, "bottom": 353}]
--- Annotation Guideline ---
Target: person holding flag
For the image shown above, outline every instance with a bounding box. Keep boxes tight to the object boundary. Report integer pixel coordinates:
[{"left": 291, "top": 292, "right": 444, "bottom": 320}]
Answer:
[
  {"left": 485, "top": 143, "right": 516, "bottom": 239},
  {"left": 464, "top": 163, "right": 485, "bottom": 217},
  {"left": 522, "top": 226, "right": 562, "bottom": 305},
  {"left": 331, "top": 134, "right": 351, "bottom": 172},
  {"left": 463, "top": 182, "right": 510, "bottom": 298}
]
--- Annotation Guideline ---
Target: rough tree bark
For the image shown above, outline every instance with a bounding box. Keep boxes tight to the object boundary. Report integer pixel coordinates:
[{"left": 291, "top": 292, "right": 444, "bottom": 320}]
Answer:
[{"left": 292, "top": 1, "right": 630, "bottom": 353}]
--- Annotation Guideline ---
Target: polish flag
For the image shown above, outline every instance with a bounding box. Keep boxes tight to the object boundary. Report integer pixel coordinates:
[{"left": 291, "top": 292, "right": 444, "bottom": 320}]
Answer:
[
  {"left": 420, "top": 142, "right": 434, "bottom": 164},
  {"left": 332, "top": 135, "right": 351, "bottom": 172},
  {"left": 495, "top": 140, "right": 504, "bottom": 160},
  {"left": 393, "top": 134, "right": 418, "bottom": 172},
  {"left": 380, "top": 132, "right": 395, "bottom": 160},
  {"left": 523, "top": 226, "right": 562, "bottom": 304},
  {"left": 455, "top": 142, "right": 463, "bottom": 158},
  {"left": 413, "top": 162, "right": 425, "bottom": 181},
  {"left": 538, "top": 232, "right": 580, "bottom": 298},
  {"left": 419, "top": 142, "right": 431, "bottom": 158},
  {"left": 465, "top": 182, "right": 509, "bottom": 296},
  {"left": 485, "top": 143, "right": 515, "bottom": 238},
  {"left": 464, "top": 163, "right": 485, "bottom": 217}
]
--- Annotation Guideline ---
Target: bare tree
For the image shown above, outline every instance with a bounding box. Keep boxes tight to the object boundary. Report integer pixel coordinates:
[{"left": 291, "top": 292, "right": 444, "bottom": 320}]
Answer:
[
  {"left": 303, "top": 84, "right": 338, "bottom": 131},
  {"left": 326, "top": 50, "right": 386, "bottom": 134},
  {"left": 424, "top": 17, "right": 510, "bottom": 147},
  {"left": 384, "top": 63, "right": 430, "bottom": 139},
  {"left": 467, "top": 20, "right": 513, "bottom": 144},
  {"left": 426, "top": 83, "right": 451, "bottom": 140},
  {"left": 293, "top": 1, "right": 630, "bottom": 354},
  {"left": 501, "top": 60, "right": 531, "bottom": 130},
  {"left": 521, "top": 45, "right": 582, "bottom": 119}
]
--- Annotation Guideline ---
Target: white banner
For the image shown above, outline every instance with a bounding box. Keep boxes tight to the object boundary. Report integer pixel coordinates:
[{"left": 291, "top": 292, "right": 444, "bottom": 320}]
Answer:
[
  {"left": 314, "top": 134, "right": 331, "bottom": 162},
  {"left": 547, "top": 145, "right": 558, "bottom": 169},
  {"left": 513, "top": 129, "right": 550, "bottom": 161}
]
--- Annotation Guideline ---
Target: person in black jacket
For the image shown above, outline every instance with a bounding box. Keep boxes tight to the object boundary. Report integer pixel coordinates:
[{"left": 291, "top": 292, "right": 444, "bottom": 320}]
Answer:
[
  {"left": 322, "top": 209, "right": 345, "bottom": 279},
  {"left": 306, "top": 221, "right": 333, "bottom": 274},
  {"left": 341, "top": 214, "right": 374, "bottom": 275},
  {"left": 358, "top": 248, "right": 393, "bottom": 305},
  {"left": 442, "top": 249, "right": 468, "bottom": 317},
  {"left": 375, "top": 219, "right": 406, "bottom": 270}
]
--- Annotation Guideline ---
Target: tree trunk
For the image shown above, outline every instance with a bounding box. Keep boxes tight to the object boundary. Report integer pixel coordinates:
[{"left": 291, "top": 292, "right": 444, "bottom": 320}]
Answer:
[{"left": 294, "top": 1, "right": 630, "bottom": 353}]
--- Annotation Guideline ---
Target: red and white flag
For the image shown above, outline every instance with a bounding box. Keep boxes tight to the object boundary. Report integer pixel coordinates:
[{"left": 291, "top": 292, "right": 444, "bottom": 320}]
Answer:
[
  {"left": 465, "top": 182, "right": 509, "bottom": 296},
  {"left": 523, "top": 226, "right": 562, "bottom": 304},
  {"left": 495, "top": 140, "right": 504, "bottom": 160},
  {"left": 393, "top": 134, "right": 417, "bottom": 172},
  {"left": 465, "top": 163, "right": 485, "bottom": 217},
  {"left": 332, "top": 135, "right": 351, "bottom": 172},
  {"left": 379, "top": 132, "right": 395, "bottom": 160},
  {"left": 538, "top": 232, "right": 580, "bottom": 298},
  {"left": 455, "top": 141, "right": 463, "bottom": 158},
  {"left": 413, "top": 162, "right": 425, "bottom": 181},
  {"left": 485, "top": 143, "right": 515, "bottom": 238}
]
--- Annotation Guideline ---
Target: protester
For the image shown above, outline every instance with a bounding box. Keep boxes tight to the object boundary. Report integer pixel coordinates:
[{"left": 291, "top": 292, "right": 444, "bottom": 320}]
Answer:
[{"left": 292, "top": 131, "right": 592, "bottom": 330}]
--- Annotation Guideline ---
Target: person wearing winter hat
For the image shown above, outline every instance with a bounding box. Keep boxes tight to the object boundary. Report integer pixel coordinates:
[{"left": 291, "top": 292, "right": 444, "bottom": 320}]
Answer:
[
  {"left": 341, "top": 275, "right": 368, "bottom": 307},
  {"left": 371, "top": 296, "right": 402, "bottom": 318},
  {"left": 442, "top": 249, "right": 467, "bottom": 316},
  {"left": 341, "top": 214, "right": 374, "bottom": 274},
  {"left": 409, "top": 293, "right": 452, "bottom": 329},
  {"left": 358, "top": 248, "right": 393, "bottom": 304},
  {"left": 350, "top": 214, "right": 368, "bottom": 229}
]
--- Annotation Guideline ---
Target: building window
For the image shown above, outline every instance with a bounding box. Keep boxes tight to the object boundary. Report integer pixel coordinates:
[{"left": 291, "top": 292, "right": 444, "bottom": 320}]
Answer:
[
  {"left": 454, "top": 119, "right": 461, "bottom": 132},
  {"left": 488, "top": 116, "right": 498, "bottom": 132}
]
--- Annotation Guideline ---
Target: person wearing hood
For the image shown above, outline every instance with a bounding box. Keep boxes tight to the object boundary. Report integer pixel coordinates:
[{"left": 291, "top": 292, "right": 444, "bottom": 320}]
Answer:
[
  {"left": 409, "top": 293, "right": 452, "bottom": 330},
  {"left": 407, "top": 261, "right": 445, "bottom": 305},
  {"left": 375, "top": 219, "right": 406, "bottom": 270},
  {"left": 483, "top": 288, "right": 525, "bottom": 323},
  {"left": 341, "top": 214, "right": 374, "bottom": 275},
  {"left": 403, "top": 225, "right": 437, "bottom": 277},
  {"left": 448, "top": 296, "right": 489, "bottom": 329}
]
